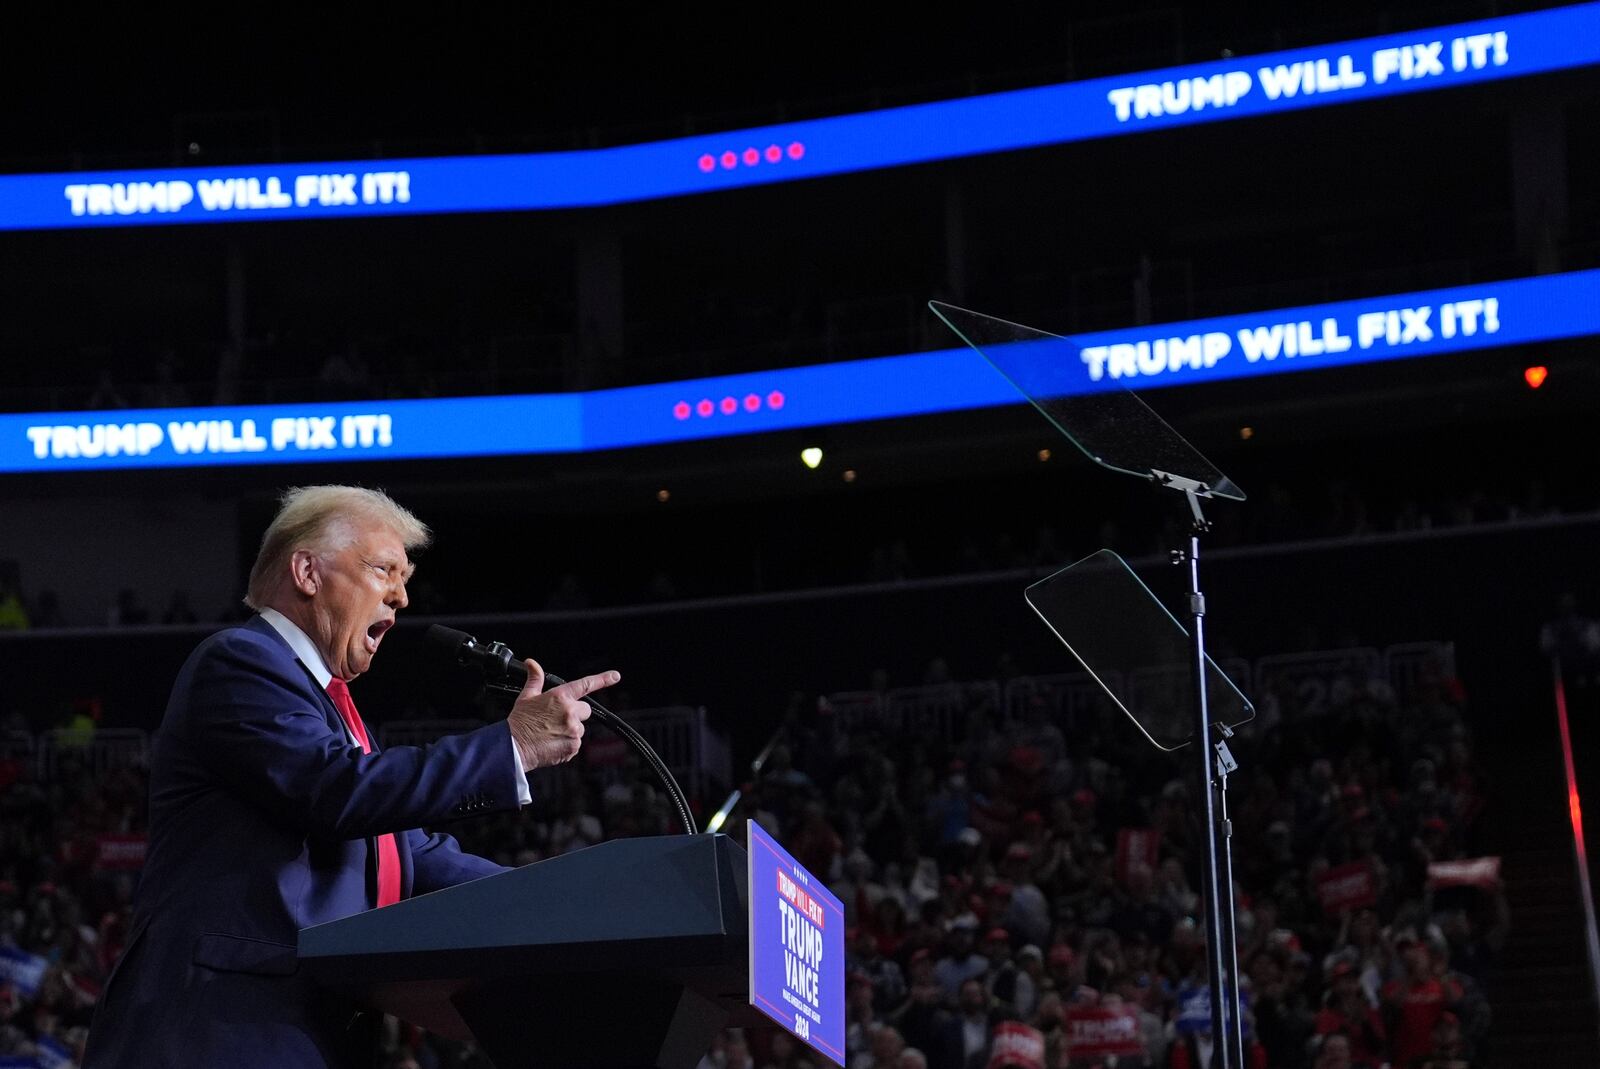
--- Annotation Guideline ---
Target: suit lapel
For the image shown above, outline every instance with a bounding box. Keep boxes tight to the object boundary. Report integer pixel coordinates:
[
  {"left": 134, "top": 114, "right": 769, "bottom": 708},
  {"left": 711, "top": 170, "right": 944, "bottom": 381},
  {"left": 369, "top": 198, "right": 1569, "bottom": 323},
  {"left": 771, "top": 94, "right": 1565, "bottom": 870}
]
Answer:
[
  {"left": 245, "top": 615, "right": 415, "bottom": 902},
  {"left": 245, "top": 615, "right": 347, "bottom": 738}
]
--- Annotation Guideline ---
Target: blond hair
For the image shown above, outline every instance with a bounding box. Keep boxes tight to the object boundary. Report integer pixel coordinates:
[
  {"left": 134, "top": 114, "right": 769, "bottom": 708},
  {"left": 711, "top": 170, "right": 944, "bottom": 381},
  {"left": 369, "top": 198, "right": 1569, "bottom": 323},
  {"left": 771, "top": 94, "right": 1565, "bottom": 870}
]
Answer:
[{"left": 244, "top": 485, "right": 430, "bottom": 610}]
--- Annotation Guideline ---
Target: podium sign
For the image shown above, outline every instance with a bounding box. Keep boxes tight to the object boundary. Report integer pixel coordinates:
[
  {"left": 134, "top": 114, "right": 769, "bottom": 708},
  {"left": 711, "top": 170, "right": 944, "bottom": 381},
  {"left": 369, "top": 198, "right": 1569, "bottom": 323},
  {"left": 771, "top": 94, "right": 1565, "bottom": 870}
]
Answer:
[{"left": 747, "top": 821, "right": 846, "bottom": 1066}]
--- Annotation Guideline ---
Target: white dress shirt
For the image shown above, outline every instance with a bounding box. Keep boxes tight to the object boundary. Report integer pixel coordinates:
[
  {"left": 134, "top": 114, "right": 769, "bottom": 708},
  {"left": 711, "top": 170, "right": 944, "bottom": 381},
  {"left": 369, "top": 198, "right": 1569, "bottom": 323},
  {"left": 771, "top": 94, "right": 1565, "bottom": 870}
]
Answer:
[{"left": 260, "top": 608, "right": 531, "bottom": 806}]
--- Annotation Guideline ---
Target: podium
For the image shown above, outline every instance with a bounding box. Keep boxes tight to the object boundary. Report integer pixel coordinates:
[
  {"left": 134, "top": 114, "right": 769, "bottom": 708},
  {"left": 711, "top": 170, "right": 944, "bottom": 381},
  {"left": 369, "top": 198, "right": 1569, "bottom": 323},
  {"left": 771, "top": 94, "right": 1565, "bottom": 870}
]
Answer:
[{"left": 299, "top": 834, "right": 761, "bottom": 1069}]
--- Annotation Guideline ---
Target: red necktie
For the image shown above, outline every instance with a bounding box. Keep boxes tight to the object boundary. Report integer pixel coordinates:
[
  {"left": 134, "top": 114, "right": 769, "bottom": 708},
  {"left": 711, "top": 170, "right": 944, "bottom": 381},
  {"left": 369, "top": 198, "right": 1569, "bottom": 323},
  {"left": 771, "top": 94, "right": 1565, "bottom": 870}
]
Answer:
[{"left": 325, "top": 677, "right": 402, "bottom": 908}]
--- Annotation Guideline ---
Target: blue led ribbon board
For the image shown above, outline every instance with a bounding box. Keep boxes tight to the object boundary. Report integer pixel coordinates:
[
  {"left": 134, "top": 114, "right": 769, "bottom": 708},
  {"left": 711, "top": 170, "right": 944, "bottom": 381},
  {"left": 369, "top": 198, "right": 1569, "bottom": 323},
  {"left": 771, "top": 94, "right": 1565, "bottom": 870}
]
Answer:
[
  {"left": 2, "top": 269, "right": 1596, "bottom": 473},
  {"left": 1, "top": 4, "right": 1596, "bottom": 230}
]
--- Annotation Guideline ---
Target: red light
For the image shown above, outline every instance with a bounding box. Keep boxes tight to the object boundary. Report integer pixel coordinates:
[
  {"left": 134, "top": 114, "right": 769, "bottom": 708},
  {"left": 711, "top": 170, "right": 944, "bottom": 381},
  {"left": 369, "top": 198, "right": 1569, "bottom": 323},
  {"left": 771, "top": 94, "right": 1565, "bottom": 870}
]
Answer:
[
  {"left": 787, "top": 142, "right": 805, "bottom": 160},
  {"left": 673, "top": 401, "right": 691, "bottom": 420},
  {"left": 1555, "top": 668, "right": 1593, "bottom": 898},
  {"left": 742, "top": 147, "right": 760, "bottom": 166},
  {"left": 697, "top": 154, "right": 715, "bottom": 173},
  {"left": 767, "top": 390, "right": 786, "bottom": 410},
  {"left": 765, "top": 144, "right": 782, "bottom": 163},
  {"left": 743, "top": 393, "right": 761, "bottom": 412},
  {"left": 719, "top": 151, "right": 737, "bottom": 170},
  {"left": 696, "top": 399, "right": 714, "bottom": 417},
  {"left": 720, "top": 396, "right": 738, "bottom": 414},
  {"left": 1525, "top": 365, "right": 1549, "bottom": 389}
]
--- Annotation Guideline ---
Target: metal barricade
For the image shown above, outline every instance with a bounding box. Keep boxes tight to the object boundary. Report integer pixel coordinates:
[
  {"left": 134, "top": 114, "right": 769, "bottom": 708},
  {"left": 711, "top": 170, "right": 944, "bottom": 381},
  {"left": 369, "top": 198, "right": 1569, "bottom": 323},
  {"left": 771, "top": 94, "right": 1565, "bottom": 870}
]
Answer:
[
  {"left": 0, "top": 729, "right": 35, "bottom": 780},
  {"left": 1383, "top": 641, "right": 1458, "bottom": 706},
  {"left": 884, "top": 681, "right": 1001, "bottom": 744},
  {"left": 39, "top": 727, "right": 149, "bottom": 780},
  {"left": 1253, "top": 648, "right": 1382, "bottom": 720},
  {"left": 1003, "top": 671, "right": 1124, "bottom": 734},
  {"left": 823, "top": 690, "right": 889, "bottom": 733},
  {"left": 622, "top": 706, "right": 732, "bottom": 797}
]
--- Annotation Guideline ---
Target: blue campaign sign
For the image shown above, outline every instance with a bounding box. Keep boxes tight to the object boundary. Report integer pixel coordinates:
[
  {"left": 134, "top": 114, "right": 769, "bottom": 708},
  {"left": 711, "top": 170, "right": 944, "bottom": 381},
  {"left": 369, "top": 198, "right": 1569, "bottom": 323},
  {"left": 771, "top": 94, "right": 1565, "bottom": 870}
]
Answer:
[
  {"left": 1, "top": 5, "right": 1596, "bottom": 230},
  {"left": 747, "top": 820, "right": 845, "bottom": 1066},
  {"left": 0, "top": 945, "right": 48, "bottom": 998},
  {"left": 3, "top": 269, "right": 1598, "bottom": 474}
]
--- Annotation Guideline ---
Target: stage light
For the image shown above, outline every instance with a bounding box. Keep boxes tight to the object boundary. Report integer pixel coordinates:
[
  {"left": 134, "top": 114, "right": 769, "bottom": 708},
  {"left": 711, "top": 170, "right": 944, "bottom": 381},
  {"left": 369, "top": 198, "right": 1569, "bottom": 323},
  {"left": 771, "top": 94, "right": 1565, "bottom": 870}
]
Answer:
[
  {"left": 1239, "top": 426, "right": 1255, "bottom": 440},
  {"left": 1525, "top": 365, "right": 1549, "bottom": 389},
  {"left": 801, "top": 447, "right": 823, "bottom": 469},
  {"left": 1037, "top": 448, "right": 1052, "bottom": 462}
]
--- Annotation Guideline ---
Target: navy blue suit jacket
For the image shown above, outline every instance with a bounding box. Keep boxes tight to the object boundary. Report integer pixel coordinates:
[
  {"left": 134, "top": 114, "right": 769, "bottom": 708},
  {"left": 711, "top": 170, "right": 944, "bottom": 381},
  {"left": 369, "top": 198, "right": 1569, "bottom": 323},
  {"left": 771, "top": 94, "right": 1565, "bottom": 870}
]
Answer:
[{"left": 84, "top": 615, "right": 519, "bottom": 1067}]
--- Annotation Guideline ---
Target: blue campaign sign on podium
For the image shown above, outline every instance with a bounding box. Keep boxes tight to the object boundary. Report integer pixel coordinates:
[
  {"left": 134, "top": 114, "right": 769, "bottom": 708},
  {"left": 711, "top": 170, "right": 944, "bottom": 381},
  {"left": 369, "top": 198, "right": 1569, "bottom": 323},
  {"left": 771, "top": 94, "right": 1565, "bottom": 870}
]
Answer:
[{"left": 747, "top": 821, "right": 846, "bottom": 1066}]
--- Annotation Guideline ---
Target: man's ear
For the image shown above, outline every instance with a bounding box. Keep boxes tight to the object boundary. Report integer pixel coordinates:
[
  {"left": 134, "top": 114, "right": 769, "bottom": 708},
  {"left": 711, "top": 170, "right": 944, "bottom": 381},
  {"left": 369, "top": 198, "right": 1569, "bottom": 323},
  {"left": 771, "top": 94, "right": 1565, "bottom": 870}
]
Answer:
[{"left": 289, "top": 549, "right": 320, "bottom": 597}]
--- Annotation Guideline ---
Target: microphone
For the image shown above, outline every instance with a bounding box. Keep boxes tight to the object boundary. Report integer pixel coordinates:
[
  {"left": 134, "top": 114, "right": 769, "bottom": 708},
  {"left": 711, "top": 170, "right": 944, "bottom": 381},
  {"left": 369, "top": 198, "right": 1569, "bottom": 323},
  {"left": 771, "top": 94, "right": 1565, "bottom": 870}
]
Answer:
[
  {"left": 423, "top": 624, "right": 696, "bottom": 835},
  {"left": 425, "top": 624, "right": 529, "bottom": 688},
  {"left": 424, "top": 624, "right": 591, "bottom": 694}
]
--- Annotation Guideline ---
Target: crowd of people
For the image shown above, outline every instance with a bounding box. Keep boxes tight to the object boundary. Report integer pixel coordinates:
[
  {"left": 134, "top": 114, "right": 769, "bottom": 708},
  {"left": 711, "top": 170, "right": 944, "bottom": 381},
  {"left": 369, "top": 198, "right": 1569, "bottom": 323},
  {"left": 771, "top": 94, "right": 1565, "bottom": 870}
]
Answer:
[
  {"left": 0, "top": 732, "right": 144, "bottom": 1067},
  {"left": 707, "top": 649, "right": 1503, "bottom": 1069},
  {"left": 0, "top": 633, "right": 1505, "bottom": 1067}
]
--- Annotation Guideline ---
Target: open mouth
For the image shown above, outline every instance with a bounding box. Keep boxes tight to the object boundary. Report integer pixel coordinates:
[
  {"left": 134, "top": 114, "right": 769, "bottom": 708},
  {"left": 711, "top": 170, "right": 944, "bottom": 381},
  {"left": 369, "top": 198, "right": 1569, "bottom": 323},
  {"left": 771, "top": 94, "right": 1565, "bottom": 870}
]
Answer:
[{"left": 365, "top": 619, "right": 393, "bottom": 652}]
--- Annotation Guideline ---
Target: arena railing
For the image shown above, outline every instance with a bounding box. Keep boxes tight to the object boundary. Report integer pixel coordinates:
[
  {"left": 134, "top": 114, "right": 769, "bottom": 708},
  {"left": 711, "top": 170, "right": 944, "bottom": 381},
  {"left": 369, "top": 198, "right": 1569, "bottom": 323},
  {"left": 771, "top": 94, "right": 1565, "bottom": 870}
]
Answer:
[
  {"left": 0, "top": 729, "right": 34, "bottom": 772},
  {"left": 36, "top": 727, "right": 149, "bottom": 781},
  {"left": 0, "top": 640, "right": 1465, "bottom": 783},
  {"left": 1383, "top": 640, "right": 1459, "bottom": 707},
  {"left": 1253, "top": 647, "right": 1384, "bottom": 720}
]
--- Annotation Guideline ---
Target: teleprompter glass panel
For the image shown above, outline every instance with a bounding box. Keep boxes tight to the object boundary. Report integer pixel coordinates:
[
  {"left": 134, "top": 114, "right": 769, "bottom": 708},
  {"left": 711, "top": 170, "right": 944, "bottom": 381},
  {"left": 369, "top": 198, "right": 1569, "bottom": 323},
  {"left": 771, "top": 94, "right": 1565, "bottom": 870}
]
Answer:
[
  {"left": 930, "top": 301, "right": 1244, "bottom": 501},
  {"left": 1024, "top": 550, "right": 1254, "bottom": 751}
]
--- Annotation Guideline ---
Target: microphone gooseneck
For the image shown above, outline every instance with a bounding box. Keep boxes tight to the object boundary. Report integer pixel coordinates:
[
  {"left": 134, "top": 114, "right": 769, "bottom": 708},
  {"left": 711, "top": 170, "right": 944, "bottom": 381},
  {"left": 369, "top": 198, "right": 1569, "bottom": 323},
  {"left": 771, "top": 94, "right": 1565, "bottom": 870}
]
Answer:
[{"left": 424, "top": 625, "right": 697, "bottom": 835}]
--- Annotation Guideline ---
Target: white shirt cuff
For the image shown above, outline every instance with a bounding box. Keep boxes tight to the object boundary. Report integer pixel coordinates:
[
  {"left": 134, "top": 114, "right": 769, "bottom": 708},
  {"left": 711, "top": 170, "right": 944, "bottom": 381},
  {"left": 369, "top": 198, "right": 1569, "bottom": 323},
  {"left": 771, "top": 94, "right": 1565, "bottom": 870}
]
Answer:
[{"left": 511, "top": 737, "right": 532, "bottom": 806}]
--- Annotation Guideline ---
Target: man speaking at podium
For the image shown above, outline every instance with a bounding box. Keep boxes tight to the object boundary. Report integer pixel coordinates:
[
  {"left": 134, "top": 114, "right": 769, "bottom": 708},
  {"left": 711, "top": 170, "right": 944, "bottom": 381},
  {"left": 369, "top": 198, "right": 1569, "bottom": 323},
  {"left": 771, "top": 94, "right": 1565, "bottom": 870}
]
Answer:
[{"left": 84, "top": 485, "right": 620, "bottom": 1067}]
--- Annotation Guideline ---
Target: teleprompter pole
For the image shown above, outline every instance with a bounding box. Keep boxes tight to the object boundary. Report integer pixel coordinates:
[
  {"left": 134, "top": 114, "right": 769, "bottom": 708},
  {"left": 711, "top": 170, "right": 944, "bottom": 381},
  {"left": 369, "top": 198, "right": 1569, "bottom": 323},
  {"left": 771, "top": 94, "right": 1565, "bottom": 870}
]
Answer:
[
  {"left": 1175, "top": 487, "right": 1241, "bottom": 1069},
  {"left": 1214, "top": 730, "right": 1245, "bottom": 1069}
]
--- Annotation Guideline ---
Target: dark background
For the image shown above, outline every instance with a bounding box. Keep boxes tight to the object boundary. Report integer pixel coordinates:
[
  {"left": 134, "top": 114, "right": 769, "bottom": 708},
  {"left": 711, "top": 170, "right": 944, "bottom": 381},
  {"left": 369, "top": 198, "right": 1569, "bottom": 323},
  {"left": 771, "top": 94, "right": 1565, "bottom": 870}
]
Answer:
[
  {"left": 0, "top": 1, "right": 1596, "bottom": 842},
  {"left": 1, "top": 4, "right": 1598, "bottom": 1064}
]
